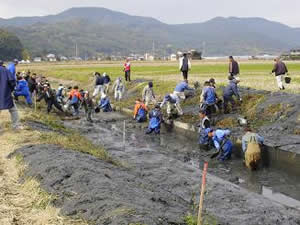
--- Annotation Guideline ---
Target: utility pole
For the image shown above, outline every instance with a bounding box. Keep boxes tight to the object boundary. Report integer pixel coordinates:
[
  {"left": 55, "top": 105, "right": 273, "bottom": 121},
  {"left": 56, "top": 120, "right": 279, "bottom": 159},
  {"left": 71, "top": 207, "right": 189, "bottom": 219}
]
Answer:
[
  {"left": 202, "top": 41, "right": 206, "bottom": 58},
  {"left": 152, "top": 41, "right": 155, "bottom": 59}
]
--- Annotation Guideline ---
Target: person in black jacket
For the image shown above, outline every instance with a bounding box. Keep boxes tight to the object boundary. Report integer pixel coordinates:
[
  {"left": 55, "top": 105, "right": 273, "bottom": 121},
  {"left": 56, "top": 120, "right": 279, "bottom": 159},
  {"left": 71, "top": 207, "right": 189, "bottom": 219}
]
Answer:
[
  {"left": 37, "top": 84, "right": 64, "bottom": 113},
  {"left": 92, "top": 72, "right": 104, "bottom": 98},
  {"left": 229, "top": 56, "right": 240, "bottom": 78},
  {"left": 271, "top": 57, "right": 288, "bottom": 90},
  {"left": 28, "top": 73, "right": 37, "bottom": 95}
]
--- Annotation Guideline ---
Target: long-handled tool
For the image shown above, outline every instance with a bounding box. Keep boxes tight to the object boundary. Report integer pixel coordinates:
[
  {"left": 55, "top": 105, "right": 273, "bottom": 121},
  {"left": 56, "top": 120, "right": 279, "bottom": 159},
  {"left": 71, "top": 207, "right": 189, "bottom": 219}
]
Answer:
[{"left": 197, "top": 161, "right": 208, "bottom": 225}]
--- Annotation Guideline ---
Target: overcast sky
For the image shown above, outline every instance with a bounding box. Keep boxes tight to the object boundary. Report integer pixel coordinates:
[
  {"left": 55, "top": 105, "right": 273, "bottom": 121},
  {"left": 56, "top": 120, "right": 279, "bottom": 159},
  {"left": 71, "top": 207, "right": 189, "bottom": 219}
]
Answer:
[{"left": 1, "top": 0, "right": 300, "bottom": 27}]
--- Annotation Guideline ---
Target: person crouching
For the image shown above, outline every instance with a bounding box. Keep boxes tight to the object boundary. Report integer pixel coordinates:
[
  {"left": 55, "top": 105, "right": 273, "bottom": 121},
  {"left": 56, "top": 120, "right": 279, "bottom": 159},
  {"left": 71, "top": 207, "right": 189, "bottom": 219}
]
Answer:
[
  {"left": 242, "top": 127, "right": 264, "bottom": 170},
  {"left": 37, "top": 84, "right": 64, "bottom": 113},
  {"left": 98, "top": 94, "right": 112, "bottom": 112},
  {"left": 146, "top": 104, "right": 162, "bottom": 134},
  {"left": 208, "top": 129, "right": 233, "bottom": 161},
  {"left": 133, "top": 99, "right": 147, "bottom": 122}
]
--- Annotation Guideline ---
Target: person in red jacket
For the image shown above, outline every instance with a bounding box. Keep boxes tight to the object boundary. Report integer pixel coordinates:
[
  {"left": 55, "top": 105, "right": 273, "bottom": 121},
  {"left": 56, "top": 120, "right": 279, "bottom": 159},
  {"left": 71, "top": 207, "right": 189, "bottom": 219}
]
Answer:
[{"left": 124, "top": 58, "right": 131, "bottom": 82}]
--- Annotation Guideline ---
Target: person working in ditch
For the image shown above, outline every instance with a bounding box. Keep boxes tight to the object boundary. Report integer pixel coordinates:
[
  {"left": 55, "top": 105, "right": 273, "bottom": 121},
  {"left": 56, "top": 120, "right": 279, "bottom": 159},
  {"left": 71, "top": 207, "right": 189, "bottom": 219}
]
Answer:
[
  {"left": 223, "top": 76, "right": 242, "bottom": 114},
  {"left": 242, "top": 127, "right": 264, "bottom": 170},
  {"left": 207, "top": 129, "right": 233, "bottom": 161},
  {"left": 198, "top": 109, "right": 213, "bottom": 151}
]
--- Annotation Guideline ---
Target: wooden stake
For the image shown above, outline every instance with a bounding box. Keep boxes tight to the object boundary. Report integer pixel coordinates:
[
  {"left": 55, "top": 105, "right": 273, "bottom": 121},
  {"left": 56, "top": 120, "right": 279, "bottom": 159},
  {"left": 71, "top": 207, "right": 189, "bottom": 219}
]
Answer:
[{"left": 197, "top": 162, "right": 208, "bottom": 225}]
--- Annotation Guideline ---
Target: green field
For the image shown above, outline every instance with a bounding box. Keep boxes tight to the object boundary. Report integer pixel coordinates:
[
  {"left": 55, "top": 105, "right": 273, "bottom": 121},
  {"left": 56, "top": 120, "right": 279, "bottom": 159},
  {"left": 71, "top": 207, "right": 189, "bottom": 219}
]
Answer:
[{"left": 19, "top": 60, "right": 300, "bottom": 94}]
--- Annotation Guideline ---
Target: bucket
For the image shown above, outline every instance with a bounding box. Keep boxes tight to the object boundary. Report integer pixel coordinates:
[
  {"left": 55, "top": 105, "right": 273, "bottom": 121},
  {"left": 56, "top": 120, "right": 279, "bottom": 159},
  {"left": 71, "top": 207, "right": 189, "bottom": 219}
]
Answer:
[{"left": 285, "top": 76, "right": 291, "bottom": 84}]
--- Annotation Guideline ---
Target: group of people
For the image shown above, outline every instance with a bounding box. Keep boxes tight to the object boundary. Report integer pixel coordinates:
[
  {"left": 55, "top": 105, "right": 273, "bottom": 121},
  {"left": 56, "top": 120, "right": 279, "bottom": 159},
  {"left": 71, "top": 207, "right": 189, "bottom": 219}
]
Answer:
[{"left": 1, "top": 56, "right": 290, "bottom": 169}]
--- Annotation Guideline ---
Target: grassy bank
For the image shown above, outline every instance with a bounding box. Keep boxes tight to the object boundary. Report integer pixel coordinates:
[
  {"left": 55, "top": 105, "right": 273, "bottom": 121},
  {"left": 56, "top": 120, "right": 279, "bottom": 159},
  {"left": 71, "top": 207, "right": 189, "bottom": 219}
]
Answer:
[{"left": 0, "top": 110, "right": 89, "bottom": 225}]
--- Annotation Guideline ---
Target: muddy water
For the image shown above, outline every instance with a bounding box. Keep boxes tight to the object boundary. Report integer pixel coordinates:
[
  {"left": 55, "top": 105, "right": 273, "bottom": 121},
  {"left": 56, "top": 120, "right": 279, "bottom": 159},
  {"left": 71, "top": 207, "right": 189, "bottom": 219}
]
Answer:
[{"left": 64, "top": 112, "right": 300, "bottom": 210}]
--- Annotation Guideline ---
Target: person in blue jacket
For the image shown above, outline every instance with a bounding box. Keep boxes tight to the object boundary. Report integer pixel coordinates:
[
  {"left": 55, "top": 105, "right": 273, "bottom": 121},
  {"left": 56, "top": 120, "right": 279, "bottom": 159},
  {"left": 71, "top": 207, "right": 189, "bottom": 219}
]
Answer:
[
  {"left": 7, "top": 59, "right": 18, "bottom": 79},
  {"left": 208, "top": 129, "right": 233, "bottom": 161},
  {"left": 99, "top": 94, "right": 112, "bottom": 112},
  {"left": 0, "top": 60, "right": 20, "bottom": 129},
  {"left": 146, "top": 104, "right": 162, "bottom": 134},
  {"left": 202, "top": 81, "right": 217, "bottom": 118},
  {"left": 173, "top": 79, "right": 194, "bottom": 100},
  {"left": 14, "top": 76, "right": 32, "bottom": 105},
  {"left": 223, "top": 76, "right": 242, "bottom": 114}
]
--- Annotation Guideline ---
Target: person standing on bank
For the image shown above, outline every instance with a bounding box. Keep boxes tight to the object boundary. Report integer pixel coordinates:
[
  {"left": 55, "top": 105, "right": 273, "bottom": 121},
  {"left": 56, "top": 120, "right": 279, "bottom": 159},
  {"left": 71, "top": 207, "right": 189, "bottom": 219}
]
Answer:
[
  {"left": 124, "top": 58, "right": 131, "bottom": 82},
  {"left": 271, "top": 57, "right": 288, "bottom": 90},
  {"left": 0, "top": 60, "right": 20, "bottom": 130},
  {"left": 229, "top": 56, "right": 240, "bottom": 78},
  {"left": 179, "top": 53, "right": 191, "bottom": 80}
]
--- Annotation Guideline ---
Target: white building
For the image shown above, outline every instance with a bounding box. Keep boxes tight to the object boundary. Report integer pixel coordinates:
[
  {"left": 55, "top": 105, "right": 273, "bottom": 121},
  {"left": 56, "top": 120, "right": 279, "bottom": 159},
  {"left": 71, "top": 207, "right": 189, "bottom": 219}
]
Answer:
[
  {"left": 170, "top": 54, "right": 177, "bottom": 61},
  {"left": 145, "top": 53, "right": 154, "bottom": 61},
  {"left": 33, "top": 57, "right": 42, "bottom": 62},
  {"left": 46, "top": 54, "right": 57, "bottom": 62}
]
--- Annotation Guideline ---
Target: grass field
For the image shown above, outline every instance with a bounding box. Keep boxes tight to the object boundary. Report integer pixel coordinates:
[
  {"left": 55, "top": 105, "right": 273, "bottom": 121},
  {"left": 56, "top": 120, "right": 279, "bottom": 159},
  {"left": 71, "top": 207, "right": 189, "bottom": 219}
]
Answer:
[{"left": 19, "top": 60, "right": 300, "bottom": 94}]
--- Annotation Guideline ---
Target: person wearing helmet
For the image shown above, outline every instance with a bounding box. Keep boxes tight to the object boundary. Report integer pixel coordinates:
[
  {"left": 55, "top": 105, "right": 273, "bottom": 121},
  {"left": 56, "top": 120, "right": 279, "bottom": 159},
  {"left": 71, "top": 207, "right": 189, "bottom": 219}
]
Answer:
[
  {"left": 142, "top": 82, "right": 156, "bottom": 107},
  {"left": 146, "top": 104, "right": 163, "bottom": 134},
  {"left": 112, "top": 77, "right": 125, "bottom": 101}
]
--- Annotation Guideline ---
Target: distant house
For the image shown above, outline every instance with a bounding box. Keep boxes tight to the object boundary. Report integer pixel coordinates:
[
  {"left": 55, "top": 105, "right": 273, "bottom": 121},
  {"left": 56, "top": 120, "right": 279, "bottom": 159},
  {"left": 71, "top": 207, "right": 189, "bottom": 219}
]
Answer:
[
  {"left": 290, "top": 49, "right": 300, "bottom": 56},
  {"left": 46, "top": 54, "right": 57, "bottom": 62},
  {"left": 145, "top": 53, "right": 154, "bottom": 61},
  {"left": 33, "top": 57, "right": 42, "bottom": 62},
  {"left": 170, "top": 54, "right": 177, "bottom": 61},
  {"left": 59, "top": 56, "right": 68, "bottom": 61}
]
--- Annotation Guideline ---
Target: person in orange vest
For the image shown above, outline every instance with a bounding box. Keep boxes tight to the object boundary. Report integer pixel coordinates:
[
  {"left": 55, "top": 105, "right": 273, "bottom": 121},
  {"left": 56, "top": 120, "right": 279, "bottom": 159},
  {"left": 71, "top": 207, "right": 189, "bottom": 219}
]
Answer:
[
  {"left": 68, "top": 86, "right": 83, "bottom": 116},
  {"left": 123, "top": 58, "right": 131, "bottom": 82},
  {"left": 133, "top": 98, "right": 147, "bottom": 122}
]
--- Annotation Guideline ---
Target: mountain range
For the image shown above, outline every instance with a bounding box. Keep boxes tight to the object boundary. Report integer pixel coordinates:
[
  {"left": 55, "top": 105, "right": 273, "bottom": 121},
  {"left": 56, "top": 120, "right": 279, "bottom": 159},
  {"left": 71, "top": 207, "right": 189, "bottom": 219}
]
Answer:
[{"left": 0, "top": 7, "right": 299, "bottom": 57}]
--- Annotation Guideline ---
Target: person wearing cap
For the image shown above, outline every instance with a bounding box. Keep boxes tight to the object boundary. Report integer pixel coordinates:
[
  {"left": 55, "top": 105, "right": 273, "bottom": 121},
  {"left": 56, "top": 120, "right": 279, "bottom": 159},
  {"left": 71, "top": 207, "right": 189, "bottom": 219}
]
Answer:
[
  {"left": 198, "top": 110, "right": 212, "bottom": 150},
  {"left": 92, "top": 72, "right": 105, "bottom": 98},
  {"left": 0, "top": 60, "right": 21, "bottom": 129},
  {"left": 208, "top": 129, "right": 233, "bottom": 161},
  {"left": 223, "top": 76, "right": 242, "bottom": 114},
  {"left": 98, "top": 94, "right": 112, "bottom": 112},
  {"left": 142, "top": 82, "right": 156, "bottom": 107},
  {"left": 81, "top": 91, "right": 94, "bottom": 122},
  {"left": 103, "top": 73, "right": 111, "bottom": 94},
  {"left": 7, "top": 59, "right": 18, "bottom": 79},
  {"left": 146, "top": 104, "right": 163, "bottom": 134},
  {"left": 229, "top": 56, "right": 240, "bottom": 78},
  {"left": 124, "top": 58, "right": 131, "bottom": 82},
  {"left": 28, "top": 73, "right": 37, "bottom": 95},
  {"left": 113, "top": 77, "right": 125, "bottom": 101},
  {"left": 179, "top": 53, "right": 191, "bottom": 80},
  {"left": 160, "top": 93, "right": 183, "bottom": 118},
  {"left": 14, "top": 76, "right": 32, "bottom": 106},
  {"left": 242, "top": 127, "right": 264, "bottom": 170},
  {"left": 37, "top": 84, "right": 64, "bottom": 113},
  {"left": 133, "top": 98, "right": 148, "bottom": 122},
  {"left": 271, "top": 57, "right": 288, "bottom": 90}
]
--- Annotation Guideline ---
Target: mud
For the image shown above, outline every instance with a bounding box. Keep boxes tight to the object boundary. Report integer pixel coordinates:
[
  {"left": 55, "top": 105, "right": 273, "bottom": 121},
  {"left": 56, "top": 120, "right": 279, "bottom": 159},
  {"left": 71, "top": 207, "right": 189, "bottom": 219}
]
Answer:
[{"left": 14, "top": 112, "right": 300, "bottom": 225}]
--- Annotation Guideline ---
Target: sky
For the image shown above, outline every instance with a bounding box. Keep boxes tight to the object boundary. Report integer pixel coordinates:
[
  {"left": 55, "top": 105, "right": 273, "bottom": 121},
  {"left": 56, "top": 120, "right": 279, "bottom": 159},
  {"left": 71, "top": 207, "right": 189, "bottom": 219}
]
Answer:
[{"left": 1, "top": 0, "right": 300, "bottom": 27}]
